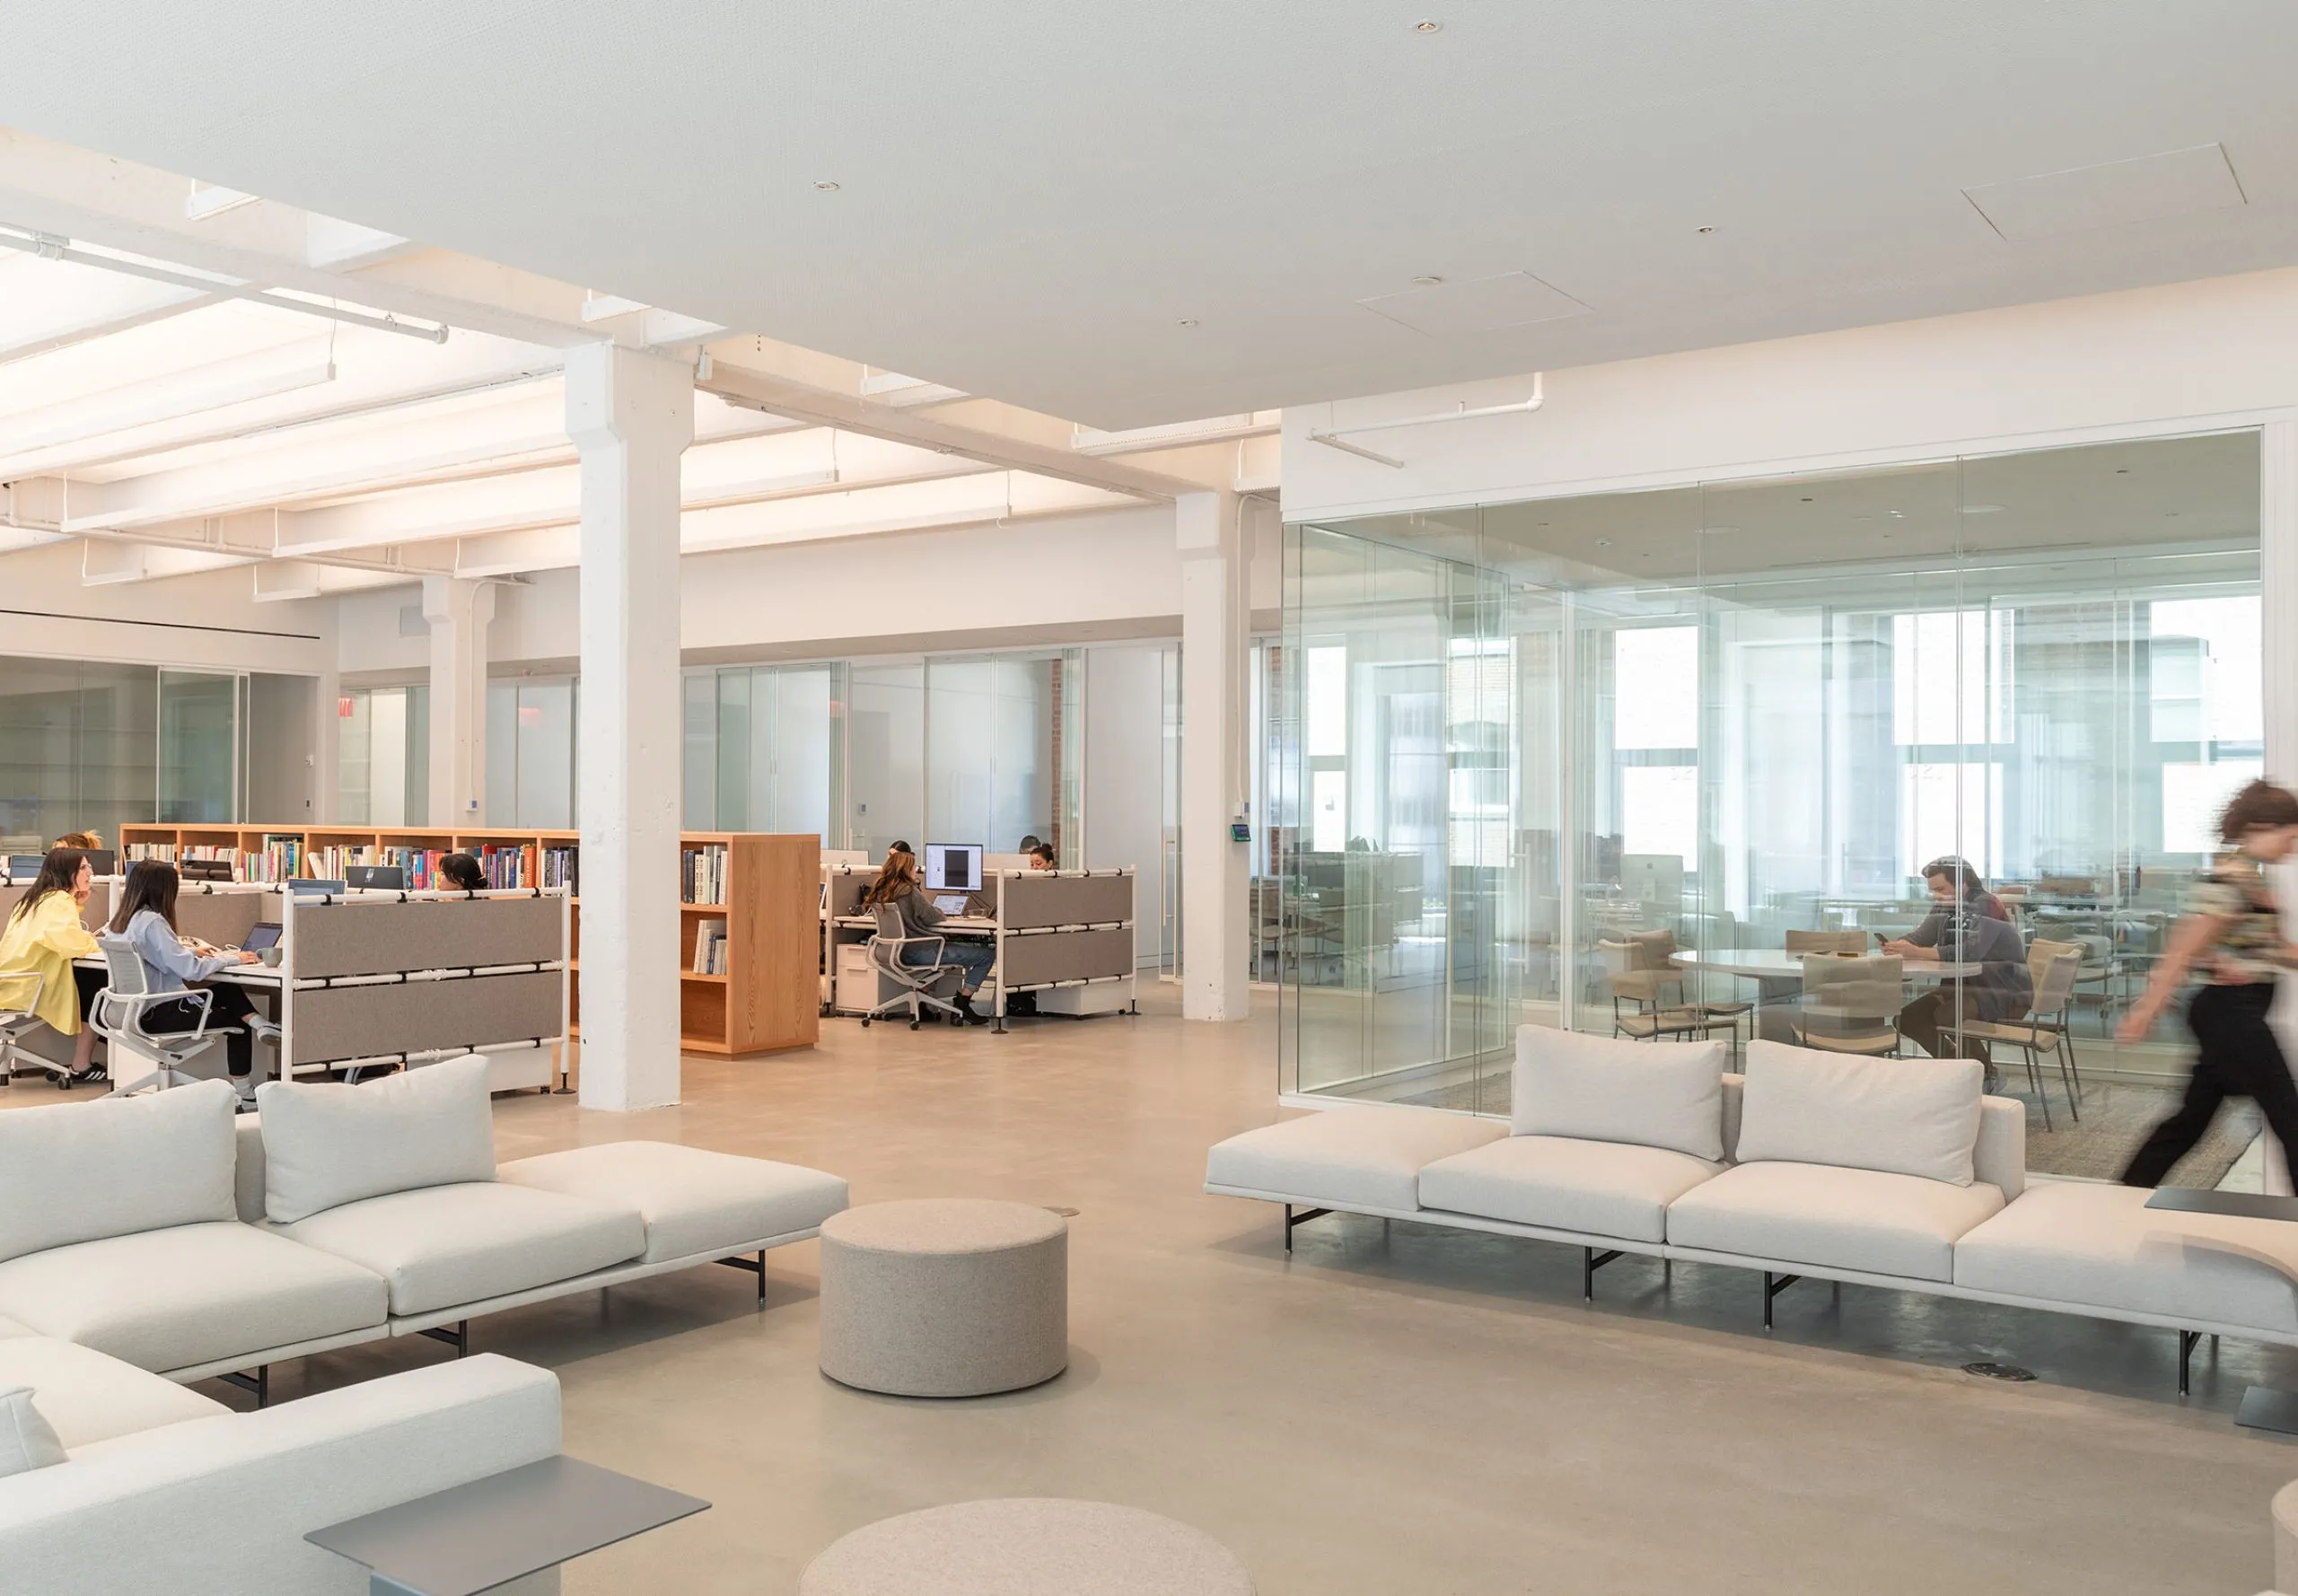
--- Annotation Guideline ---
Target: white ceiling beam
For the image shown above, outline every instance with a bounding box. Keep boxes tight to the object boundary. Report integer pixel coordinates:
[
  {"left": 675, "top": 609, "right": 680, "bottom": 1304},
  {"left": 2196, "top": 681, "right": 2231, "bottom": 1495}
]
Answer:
[
  {"left": 304, "top": 215, "right": 417, "bottom": 272},
  {"left": 0, "top": 335, "right": 336, "bottom": 455},
  {"left": 0, "top": 282, "right": 223, "bottom": 369}
]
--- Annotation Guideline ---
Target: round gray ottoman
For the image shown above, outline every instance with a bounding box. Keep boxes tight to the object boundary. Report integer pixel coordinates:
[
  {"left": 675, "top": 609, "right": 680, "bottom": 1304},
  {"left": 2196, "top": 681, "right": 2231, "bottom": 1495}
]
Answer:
[
  {"left": 818, "top": 1198, "right": 1067, "bottom": 1397},
  {"left": 799, "top": 1498, "right": 1254, "bottom": 1596}
]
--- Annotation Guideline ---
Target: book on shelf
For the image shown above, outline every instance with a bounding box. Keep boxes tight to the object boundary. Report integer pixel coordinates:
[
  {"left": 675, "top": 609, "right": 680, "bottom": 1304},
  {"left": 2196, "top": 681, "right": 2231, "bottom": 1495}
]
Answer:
[
  {"left": 691, "top": 918, "right": 729, "bottom": 975},
  {"left": 681, "top": 843, "right": 728, "bottom": 906},
  {"left": 540, "top": 845, "right": 577, "bottom": 892},
  {"left": 243, "top": 836, "right": 305, "bottom": 883}
]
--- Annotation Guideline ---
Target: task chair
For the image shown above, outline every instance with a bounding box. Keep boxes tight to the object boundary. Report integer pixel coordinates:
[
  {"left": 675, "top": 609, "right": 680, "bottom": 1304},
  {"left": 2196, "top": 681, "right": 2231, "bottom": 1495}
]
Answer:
[
  {"left": 0, "top": 969, "right": 72, "bottom": 1087},
  {"left": 859, "top": 903, "right": 969, "bottom": 1030},
  {"left": 89, "top": 934, "right": 236, "bottom": 1100}
]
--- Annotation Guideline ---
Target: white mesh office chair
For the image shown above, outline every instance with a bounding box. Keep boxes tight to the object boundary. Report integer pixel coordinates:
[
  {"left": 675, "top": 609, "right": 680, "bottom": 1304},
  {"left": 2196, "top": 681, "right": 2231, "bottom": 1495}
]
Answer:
[
  {"left": 0, "top": 968, "right": 71, "bottom": 1087},
  {"left": 90, "top": 934, "right": 232, "bottom": 1098},
  {"left": 859, "top": 903, "right": 968, "bottom": 1030}
]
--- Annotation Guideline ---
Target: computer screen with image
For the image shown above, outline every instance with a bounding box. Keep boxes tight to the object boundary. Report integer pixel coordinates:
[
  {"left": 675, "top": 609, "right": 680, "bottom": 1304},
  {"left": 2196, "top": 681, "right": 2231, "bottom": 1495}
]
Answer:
[{"left": 925, "top": 843, "right": 982, "bottom": 892}]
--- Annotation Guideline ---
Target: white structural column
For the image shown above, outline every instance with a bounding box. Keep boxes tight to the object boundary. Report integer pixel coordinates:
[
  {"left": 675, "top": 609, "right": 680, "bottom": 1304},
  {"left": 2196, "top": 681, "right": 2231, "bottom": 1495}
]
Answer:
[
  {"left": 422, "top": 575, "right": 496, "bottom": 825},
  {"left": 566, "top": 344, "right": 694, "bottom": 1109},
  {"left": 1177, "top": 490, "right": 1250, "bottom": 1021}
]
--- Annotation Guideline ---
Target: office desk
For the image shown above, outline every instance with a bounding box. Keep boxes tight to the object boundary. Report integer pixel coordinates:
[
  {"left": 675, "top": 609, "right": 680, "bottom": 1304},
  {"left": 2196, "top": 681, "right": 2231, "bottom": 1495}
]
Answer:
[{"left": 1672, "top": 948, "right": 1986, "bottom": 1044}]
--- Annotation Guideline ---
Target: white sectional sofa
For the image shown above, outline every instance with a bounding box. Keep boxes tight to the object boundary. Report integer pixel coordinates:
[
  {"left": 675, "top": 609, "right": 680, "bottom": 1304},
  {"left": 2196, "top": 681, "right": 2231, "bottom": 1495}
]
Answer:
[
  {"left": 1208, "top": 1029, "right": 2298, "bottom": 1383},
  {"left": 0, "top": 1345, "right": 561, "bottom": 1596},
  {"left": 0, "top": 1057, "right": 849, "bottom": 1395}
]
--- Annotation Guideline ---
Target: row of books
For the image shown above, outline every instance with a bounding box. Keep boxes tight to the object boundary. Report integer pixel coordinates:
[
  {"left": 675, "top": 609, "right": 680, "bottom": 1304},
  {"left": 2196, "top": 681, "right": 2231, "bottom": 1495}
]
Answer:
[
  {"left": 681, "top": 844, "right": 728, "bottom": 906},
  {"left": 122, "top": 840, "right": 577, "bottom": 893},
  {"left": 691, "top": 918, "right": 729, "bottom": 975}
]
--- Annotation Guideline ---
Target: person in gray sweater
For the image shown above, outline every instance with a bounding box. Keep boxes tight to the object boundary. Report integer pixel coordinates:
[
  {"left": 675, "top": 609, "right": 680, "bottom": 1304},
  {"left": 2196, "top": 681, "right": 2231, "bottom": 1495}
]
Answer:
[
  {"left": 107, "top": 862, "right": 277, "bottom": 1075},
  {"left": 859, "top": 846, "right": 996, "bottom": 1023}
]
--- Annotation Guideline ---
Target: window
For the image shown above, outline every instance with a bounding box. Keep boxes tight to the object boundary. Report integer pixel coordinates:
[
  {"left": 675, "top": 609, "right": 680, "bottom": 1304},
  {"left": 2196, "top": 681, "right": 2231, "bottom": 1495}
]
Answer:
[
  {"left": 1893, "top": 609, "right": 2010, "bottom": 748},
  {"left": 1613, "top": 627, "right": 1697, "bottom": 750},
  {"left": 2151, "top": 596, "right": 2262, "bottom": 745},
  {"left": 1304, "top": 645, "right": 1347, "bottom": 758},
  {"left": 1621, "top": 764, "right": 1697, "bottom": 864},
  {"left": 2162, "top": 759, "right": 2263, "bottom": 855},
  {"left": 1899, "top": 762, "right": 2003, "bottom": 880}
]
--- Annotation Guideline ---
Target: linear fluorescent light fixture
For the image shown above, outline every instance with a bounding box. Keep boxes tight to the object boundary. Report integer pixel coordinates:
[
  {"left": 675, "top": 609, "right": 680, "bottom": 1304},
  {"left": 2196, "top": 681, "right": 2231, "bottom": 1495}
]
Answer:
[
  {"left": 1308, "top": 373, "right": 1544, "bottom": 469},
  {"left": 186, "top": 182, "right": 260, "bottom": 221},
  {"left": 0, "top": 224, "right": 449, "bottom": 344}
]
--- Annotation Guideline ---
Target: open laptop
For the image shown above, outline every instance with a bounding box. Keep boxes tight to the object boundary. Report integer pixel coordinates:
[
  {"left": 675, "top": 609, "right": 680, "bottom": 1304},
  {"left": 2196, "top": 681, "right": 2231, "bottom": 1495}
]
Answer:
[
  {"left": 239, "top": 922, "right": 284, "bottom": 954},
  {"left": 346, "top": 864, "right": 407, "bottom": 890}
]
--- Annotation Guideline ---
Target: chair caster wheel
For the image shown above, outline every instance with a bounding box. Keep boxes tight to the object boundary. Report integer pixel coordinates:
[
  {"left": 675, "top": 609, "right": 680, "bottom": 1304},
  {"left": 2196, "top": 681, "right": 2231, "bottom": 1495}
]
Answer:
[
  {"left": 859, "top": 1019, "right": 870, "bottom": 1029},
  {"left": 909, "top": 1021, "right": 921, "bottom": 1030},
  {"left": 57, "top": 1075, "right": 71, "bottom": 1090}
]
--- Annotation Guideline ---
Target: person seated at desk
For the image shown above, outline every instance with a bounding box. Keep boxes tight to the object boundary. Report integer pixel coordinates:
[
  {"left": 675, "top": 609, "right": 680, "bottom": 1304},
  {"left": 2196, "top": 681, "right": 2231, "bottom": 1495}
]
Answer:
[
  {"left": 110, "top": 861, "right": 276, "bottom": 1079},
  {"left": 1027, "top": 844, "right": 1057, "bottom": 872},
  {"left": 0, "top": 847, "right": 104, "bottom": 1082},
  {"left": 438, "top": 852, "right": 487, "bottom": 892},
  {"left": 52, "top": 829, "right": 102, "bottom": 853},
  {"left": 1882, "top": 855, "right": 2031, "bottom": 1083},
  {"left": 1017, "top": 834, "right": 1041, "bottom": 854},
  {"left": 859, "top": 847, "right": 995, "bottom": 1025}
]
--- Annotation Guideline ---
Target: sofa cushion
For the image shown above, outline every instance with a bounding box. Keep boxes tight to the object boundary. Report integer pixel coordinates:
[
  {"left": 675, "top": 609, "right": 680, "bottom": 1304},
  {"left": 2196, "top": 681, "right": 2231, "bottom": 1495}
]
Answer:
[
  {"left": 1734, "top": 1041, "right": 1983, "bottom": 1187},
  {"left": 0, "top": 1383, "right": 65, "bottom": 1477},
  {"left": 1955, "top": 1182, "right": 2298, "bottom": 1332},
  {"left": 255, "top": 1053, "right": 498, "bottom": 1224},
  {"left": 1513, "top": 1027, "right": 1725, "bottom": 1161},
  {"left": 1206, "top": 1107, "right": 1506, "bottom": 1213},
  {"left": 0, "top": 1222, "right": 388, "bottom": 1373},
  {"left": 1418, "top": 1135, "right": 1722, "bottom": 1243},
  {"left": 0, "top": 1337, "right": 226, "bottom": 1451},
  {"left": 276, "top": 1182, "right": 645, "bottom": 1316},
  {"left": 0, "top": 1314, "right": 33, "bottom": 1340},
  {"left": 499, "top": 1141, "right": 848, "bottom": 1263},
  {"left": 1665, "top": 1162, "right": 2004, "bottom": 1282},
  {"left": 0, "top": 1079, "right": 238, "bottom": 1265}
]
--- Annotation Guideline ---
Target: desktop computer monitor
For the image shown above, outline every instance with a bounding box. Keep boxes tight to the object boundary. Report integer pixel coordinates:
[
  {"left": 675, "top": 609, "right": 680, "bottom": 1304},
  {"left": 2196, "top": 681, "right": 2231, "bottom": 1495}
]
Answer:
[
  {"left": 180, "top": 857, "right": 233, "bottom": 882},
  {"left": 5, "top": 855, "right": 43, "bottom": 884},
  {"left": 287, "top": 878, "right": 348, "bottom": 899},
  {"left": 924, "top": 843, "right": 983, "bottom": 893},
  {"left": 82, "top": 849, "right": 118, "bottom": 876},
  {"left": 346, "top": 864, "right": 407, "bottom": 890}
]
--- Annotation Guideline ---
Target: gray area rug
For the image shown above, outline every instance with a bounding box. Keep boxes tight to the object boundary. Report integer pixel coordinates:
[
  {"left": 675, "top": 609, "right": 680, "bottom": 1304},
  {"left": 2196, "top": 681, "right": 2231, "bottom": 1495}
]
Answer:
[{"left": 1394, "top": 1073, "right": 2253, "bottom": 1189}]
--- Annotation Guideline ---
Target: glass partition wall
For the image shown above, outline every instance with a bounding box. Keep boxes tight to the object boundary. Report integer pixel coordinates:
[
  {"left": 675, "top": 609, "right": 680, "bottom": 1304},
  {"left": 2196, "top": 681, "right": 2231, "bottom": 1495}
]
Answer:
[{"left": 1281, "top": 431, "right": 2264, "bottom": 1117}]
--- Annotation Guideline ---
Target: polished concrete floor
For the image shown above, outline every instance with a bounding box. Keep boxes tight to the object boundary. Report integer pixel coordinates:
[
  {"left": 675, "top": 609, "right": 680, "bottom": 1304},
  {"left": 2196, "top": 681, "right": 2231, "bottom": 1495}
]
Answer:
[{"left": 26, "top": 987, "right": 2298, "bottom": 1592}]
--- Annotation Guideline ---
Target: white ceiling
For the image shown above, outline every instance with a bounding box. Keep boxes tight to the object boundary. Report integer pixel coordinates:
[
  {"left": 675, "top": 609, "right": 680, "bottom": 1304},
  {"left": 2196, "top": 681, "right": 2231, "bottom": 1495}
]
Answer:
[{"left": 5, "top": 4, "right": 2298, "bottom": 428}]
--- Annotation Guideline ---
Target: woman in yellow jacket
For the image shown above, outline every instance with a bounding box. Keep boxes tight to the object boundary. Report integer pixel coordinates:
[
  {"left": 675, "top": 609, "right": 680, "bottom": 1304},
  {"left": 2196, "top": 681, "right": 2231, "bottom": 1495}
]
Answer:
[{"left": 0, "top": 847, "right": 104, "bottom": 1082}]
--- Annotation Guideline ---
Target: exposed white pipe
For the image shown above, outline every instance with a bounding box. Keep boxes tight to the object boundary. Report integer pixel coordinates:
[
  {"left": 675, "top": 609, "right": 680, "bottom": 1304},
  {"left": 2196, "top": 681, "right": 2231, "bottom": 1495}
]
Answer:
[
  {"left": 1307, "top": 373, "right": 1544, "bottom": 469},
  {"left": 0, "top": 224, "right": 451, "bottom": 344}
]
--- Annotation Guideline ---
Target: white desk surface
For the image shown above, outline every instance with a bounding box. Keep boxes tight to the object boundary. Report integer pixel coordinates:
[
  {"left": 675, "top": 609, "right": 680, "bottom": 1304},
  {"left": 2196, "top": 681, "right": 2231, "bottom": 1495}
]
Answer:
[
  {"left": 1671, "top": 947, "right": 1983, "bottom": 981},
  {"left": 75, "top": 954, "right": 284, "bottom": 987},
  {"left": 834, "top": 915, "right": 996, "bottom": 933}
]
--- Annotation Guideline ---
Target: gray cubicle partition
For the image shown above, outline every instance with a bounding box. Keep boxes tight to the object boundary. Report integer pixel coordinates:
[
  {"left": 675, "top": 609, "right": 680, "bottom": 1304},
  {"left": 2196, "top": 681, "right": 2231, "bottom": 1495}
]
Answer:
[
  {"left": 280, "top": 890, "right": 570, "bottom": 1087},
  {"left": 991, "top": 868, "right": 1136, "bottom": 1024},
  {"left": 0, "top": 879, "right": 112, "bottom": 934}
]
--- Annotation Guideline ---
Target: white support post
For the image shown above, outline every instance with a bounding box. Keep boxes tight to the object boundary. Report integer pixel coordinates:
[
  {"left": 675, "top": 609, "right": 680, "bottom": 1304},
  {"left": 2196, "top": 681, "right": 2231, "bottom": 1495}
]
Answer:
[
  {"left": 311, "top": 665, "right": 341, "bottom": 825},
  {"left": 423, "top": 575, "right": 496, "bottom": 827},
  {"left": 566, "top": 343, "right": 693, "bottom": 1109},
  {"left": 1178, "top": 490, "right": 1250, "bottom": 1021}
]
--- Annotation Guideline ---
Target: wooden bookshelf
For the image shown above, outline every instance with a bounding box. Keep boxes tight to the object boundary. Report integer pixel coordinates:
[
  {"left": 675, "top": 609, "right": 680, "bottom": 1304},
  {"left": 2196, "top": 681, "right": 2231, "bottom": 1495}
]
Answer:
[{"left": 119, "top": 824, "right": 819, "bottom": 1058}]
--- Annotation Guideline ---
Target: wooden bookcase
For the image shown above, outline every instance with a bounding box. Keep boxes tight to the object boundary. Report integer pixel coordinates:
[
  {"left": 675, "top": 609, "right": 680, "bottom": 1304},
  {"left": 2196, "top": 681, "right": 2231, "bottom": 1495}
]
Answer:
[{"left": 118, "top": 824, "right": 819, "bottom": 1058}]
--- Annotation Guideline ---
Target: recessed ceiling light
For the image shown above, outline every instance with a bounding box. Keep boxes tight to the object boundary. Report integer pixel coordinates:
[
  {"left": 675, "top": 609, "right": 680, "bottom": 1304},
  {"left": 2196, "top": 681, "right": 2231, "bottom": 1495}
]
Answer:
[
  {"left": 1800, "top": 496, "right": 1814, "bottom": 503},
  {"left": 813, "top": 180, "right": 840, "bottom": 191},
  {"left": 1595, "top": 538, "right": 1612, "bottom": 548},
  {"left": 2115, "top": 468, "right": 2129, "bottom": 474},
  {"left": 1960, "top": 503, "right": 2005, "bottom": 514},
  {"left": 1410, "top": 275, "right": 1443, "bottom": 287},
  {"left": 1697, "top": 225, "right": 1717, "bottom": 234},
  {"left": 1416, "top": 19, "right": 1443, "bottom": 31},
  {"left": 1177, "top": 319, "right": 1198, "bottom": 328}
]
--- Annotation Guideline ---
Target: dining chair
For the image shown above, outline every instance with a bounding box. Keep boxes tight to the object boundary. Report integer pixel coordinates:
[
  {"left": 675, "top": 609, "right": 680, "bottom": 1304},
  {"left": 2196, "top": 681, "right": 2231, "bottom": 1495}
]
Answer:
[
  {"left": 1785, "top": 929, "right": 1869, "bottom": 956},
  {"left": 1598, "top": 939, "right": 1739, "bottom": 1054},
  {"left": 1793, "top": 952, "right": 1904, "bottom": 1056}
]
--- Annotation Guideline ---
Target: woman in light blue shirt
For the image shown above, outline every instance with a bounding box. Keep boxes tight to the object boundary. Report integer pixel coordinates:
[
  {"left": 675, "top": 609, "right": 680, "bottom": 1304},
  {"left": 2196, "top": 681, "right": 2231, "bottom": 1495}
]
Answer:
[{"left": 107, "top": 862, "right": 272, "bottom": 1077}]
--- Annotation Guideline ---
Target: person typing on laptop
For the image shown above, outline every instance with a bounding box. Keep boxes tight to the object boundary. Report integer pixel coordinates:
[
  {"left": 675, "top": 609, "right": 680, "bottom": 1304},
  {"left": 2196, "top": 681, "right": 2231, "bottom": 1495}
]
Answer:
[{"left": 109, "top": 861, "right": 276, "bottom": 1079}]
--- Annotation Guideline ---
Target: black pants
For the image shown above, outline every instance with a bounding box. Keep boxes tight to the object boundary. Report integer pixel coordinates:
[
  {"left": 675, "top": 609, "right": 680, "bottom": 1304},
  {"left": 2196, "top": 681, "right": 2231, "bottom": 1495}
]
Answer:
[
  {"left": 2122, "top": 983, "right": 2298, "bottom": 1187},
  {"left": 142, "top": 985, "right": 260, "bottom": 1076},
  {"left": 72, "top": 964, "right": 108, "bottom": 1023}
]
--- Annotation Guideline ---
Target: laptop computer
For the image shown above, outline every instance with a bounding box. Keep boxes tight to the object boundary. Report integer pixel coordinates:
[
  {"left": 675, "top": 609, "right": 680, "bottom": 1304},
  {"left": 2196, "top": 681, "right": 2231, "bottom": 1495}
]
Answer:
[
  {"left": 240, "top": 922, "right": 284, "bottom": 954},
  {"left": 346, "top": 864, "right": 407, "bottom": 890}
]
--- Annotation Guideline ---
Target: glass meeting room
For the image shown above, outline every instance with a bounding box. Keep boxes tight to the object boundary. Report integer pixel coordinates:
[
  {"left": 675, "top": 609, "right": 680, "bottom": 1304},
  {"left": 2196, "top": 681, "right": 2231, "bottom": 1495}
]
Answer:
[{"left": 1275, "top": 430, "right": 2264, "bottom": 1166}]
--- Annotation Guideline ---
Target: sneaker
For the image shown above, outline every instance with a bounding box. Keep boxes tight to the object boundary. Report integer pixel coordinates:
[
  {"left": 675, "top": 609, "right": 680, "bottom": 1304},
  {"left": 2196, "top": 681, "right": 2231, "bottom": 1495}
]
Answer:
[
  {"left": 1981, "top": 1065, "right": 2004, "bottom": 1096},
  {"left": 69, "top": 1064, "right": 107, "bottom": 1086}
]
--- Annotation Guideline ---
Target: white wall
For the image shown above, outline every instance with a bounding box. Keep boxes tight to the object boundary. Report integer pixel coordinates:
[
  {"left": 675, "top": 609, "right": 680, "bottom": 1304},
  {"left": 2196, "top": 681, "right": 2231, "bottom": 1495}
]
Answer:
[
  {"left": 0, "top": 539, "right": 333, "bottom": 675},
  {"left": 337, "top": 500, "right": 1285, "bottom": 678},
  {"left": 1081, "top": 642, "right": 1168, "bottom": 964},
  {"left": 1285, "top": 267, "right": 2298, "bottom": 521}
]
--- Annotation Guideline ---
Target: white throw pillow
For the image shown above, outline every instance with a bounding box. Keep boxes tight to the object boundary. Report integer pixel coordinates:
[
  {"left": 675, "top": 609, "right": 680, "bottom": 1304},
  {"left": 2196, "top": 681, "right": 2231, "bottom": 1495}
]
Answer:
[
  {"left": 1733, "top": 1040, "right": 1982, "bottom": 1186},
  {"left": 0, "top": 1386, "right": 66, "bottom": 1477},
  {"left": 1513, "top": 1026, "right": 1726, "bottom": 1162},
  {"left": 0, "top": 1079, "right": 238, "bottom": 1265},
  {"left": 255, "top": 1053, "right": 496, "bottom": 1223}
]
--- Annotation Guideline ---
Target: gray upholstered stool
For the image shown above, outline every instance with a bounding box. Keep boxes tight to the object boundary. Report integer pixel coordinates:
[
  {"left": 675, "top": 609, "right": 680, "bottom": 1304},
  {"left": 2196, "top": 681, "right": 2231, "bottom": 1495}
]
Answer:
[
  {"left": 818, "top": 1198, "right": 1067, "bottom": 1397},
  {"left": 799, "top": 1498, "right": 1255, "bottom": 1596}
]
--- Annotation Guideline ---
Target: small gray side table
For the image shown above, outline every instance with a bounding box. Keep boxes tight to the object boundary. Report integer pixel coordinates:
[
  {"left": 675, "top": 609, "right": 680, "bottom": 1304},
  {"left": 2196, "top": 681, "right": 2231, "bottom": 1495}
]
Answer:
[
  {"left": 2145, "top": 1186, "right": 2298, "bottom": 1434},
  {"left": 307, "top": 1455, "right": 707, "bottom": 1596}
]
